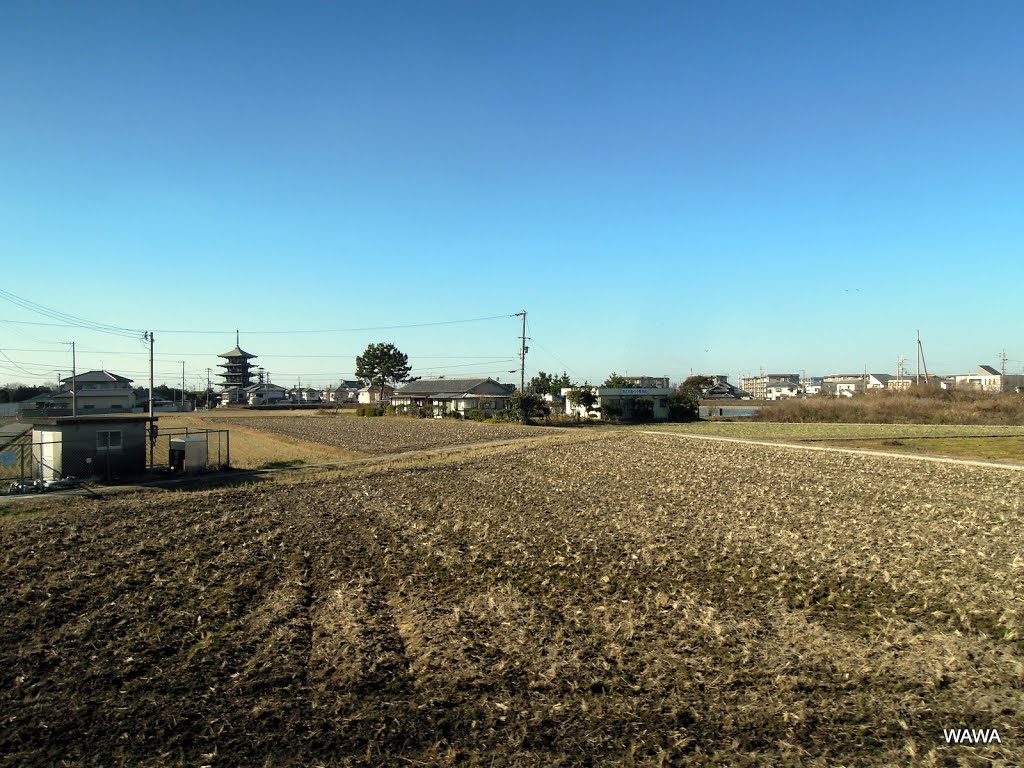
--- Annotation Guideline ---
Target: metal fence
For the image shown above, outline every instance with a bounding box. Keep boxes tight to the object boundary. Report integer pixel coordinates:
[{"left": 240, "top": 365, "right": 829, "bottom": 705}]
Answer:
[
  {"left": 150, "top": 427, "right": 231, "bottom": 473},
  {"left": 0, "top": 435, "right": 34, "bottom": 487},
  {"left": 1, "top": 427, "right": 231, "bottom": 493}
]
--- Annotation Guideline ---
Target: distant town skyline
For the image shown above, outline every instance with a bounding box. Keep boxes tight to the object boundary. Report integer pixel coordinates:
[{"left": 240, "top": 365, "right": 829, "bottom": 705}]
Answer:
[{"left": 2, "top": 3, "right": 1021, "bottom": 388}]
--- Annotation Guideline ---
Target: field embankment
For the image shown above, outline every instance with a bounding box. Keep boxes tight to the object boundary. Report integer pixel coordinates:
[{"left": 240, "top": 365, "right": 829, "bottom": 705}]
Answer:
[{"left": 1, "top": 433, "right": 1020, "bottom": 765}]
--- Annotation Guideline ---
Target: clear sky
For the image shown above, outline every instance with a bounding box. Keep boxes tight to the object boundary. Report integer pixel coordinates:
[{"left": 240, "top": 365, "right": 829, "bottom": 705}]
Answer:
[{"left": 2, "top": 1, "right": 1022, "bottom": 390}]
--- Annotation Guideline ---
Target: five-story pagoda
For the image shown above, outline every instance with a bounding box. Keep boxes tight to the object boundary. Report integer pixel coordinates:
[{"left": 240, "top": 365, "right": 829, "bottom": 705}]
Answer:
[{"left": 218, "top": 332, "right": 257, "bottom": 404}]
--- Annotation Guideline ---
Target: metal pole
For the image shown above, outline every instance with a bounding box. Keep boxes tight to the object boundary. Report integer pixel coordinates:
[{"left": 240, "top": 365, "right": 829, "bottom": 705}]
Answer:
[{"left": 182, "top": 361, "right": 186, "bottom": 412}]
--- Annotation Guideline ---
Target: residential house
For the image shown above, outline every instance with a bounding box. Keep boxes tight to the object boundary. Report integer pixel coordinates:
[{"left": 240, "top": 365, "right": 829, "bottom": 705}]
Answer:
[
  {"left": 562, "top": 386, "right": 673, "bottom": 420},
  {"left": 51, "top": 370, "right": 136, "bottom": 414},
  {"left": 392, "top": 378, "right": 513, "bottom": 417},
  {"left": 247, "top": 381, "right": 288, "bottom": 405},
  {"left": 801, "top": 380, "right": 831, "bottom": 397},
  {"left": 287, "top": 386, "right": 322, "bottom": 404},
  {"left": 323, "top": 380, "right": 362, "bottom": 403},
  {"left": 739, "top": 373, "right": 799, "bottom": 401},
  {"left": 764, "top": 381, "right": 800, "bottom": 401},
  {"left": 620, "top": 375, "right": 670, "bottom": 388},
  {"left": 867, "top": 373, "right": 894, "bottom": 389},
  {"left": 953, "top": 365, "right": 1024, "bottom": 393},
  {"left": 358, "top": 384, "right": 395, "bottom": 405},
  {"left": 833, "top": 378, "right": 866, "bottom": 398}
]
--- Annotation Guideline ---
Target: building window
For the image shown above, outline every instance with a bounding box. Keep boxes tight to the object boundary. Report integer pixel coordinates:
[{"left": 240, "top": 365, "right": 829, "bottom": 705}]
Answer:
[{"left": 97, "top": 430, "right": 123, "bottom": 452}]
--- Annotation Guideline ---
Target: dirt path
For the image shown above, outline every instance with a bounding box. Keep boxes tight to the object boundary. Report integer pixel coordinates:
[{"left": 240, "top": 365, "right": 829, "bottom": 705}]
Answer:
[{"left": 642, "top": 429, "right": 1024, "bottom": 470}]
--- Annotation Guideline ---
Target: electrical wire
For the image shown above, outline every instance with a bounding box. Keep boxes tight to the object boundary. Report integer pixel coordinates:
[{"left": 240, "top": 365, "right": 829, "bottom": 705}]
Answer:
[{"left": 0, "top": 289, "right": 143, "bottom": 339}]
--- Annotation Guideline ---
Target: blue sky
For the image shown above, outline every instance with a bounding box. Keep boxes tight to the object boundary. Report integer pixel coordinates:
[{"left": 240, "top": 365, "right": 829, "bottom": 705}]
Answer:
[{"left": 1, "top": 1, "right": 1022, "bottom": 389}]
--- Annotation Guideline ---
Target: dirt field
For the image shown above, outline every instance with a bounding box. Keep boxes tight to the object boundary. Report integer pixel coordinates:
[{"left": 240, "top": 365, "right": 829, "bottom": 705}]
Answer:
[
  {"left": 1, "top": 432, "right": 1021, "bottom": 765},
  {"left": 200, "top": 411, "right": 558, "bottom": 455}
]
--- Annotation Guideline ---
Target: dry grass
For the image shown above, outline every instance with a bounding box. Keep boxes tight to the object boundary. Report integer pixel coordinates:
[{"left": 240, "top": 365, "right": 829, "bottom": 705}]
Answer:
[
  {"left": 812, "top": 435, "right": 1024, "bottom": 462},
  {"left": 754, "top": 387, "right": 1024, "bottom": 425},
  {"left": 1, "top": 433, "right": 1021, "bottom": 765}
]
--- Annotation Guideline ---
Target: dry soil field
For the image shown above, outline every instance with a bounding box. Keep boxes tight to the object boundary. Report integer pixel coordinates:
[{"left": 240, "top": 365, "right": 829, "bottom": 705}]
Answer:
[{"left": 1, "top": 427, "right": 1021, "bottom": 766}]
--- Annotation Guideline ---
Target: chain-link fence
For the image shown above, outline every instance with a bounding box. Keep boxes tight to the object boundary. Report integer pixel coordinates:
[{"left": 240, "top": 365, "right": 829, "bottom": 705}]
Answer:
[
  {"left": 0, "top": 435, "right": 35, "bottom": 488},
  {"left": 2, "top": 426, "right": 231, "bottom": 494},
  {"left": 151, "top": 427, "right": 231, "bottom": 473}
]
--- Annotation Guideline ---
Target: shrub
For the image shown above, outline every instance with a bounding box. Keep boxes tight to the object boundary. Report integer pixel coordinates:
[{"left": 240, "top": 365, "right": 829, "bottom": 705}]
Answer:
[{"left": 465, "top": 409, "right": 486, "bottom": 421}]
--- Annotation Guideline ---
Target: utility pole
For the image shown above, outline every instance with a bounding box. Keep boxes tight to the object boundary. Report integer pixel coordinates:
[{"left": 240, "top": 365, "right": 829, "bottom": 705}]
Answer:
[
  {"left": 144, "top": 332, "right": 155, "bottom": 470},
  {"left": 896, "top": 355, "right": 905, "bottom": 388},
  {"left": 514, "top": 310, "right": 528, "bottom": 392},
  {"left": 206, "top": 367, "right": 211, "bottom": 410},
  {"left": 1000, "top": 349, "right": 1008, "bottom": 377},
  {"left": 181, "top": 361, "right": 186, "bottom": 412},
  {"left": 62, "top": 341, "right": 77, "bottom": 416},
  {"left": 918, "top": 332, "right": 930, "bottom": 383},
  {"left": 916, "top": 330, "right": 921, "bottom": 385}
]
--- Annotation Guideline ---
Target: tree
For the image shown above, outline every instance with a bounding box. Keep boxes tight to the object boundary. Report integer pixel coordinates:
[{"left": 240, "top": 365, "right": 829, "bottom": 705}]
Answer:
[
  {"left": 680, "top": 375, "right": 713, "bottom": 396},
  {"left": 509, "top": 391, "right": 548, "bottom": 424},
  {"left": 528, "top": 371, "right": 555, "bottom": 395},
  {"left": 528, "top": 371, "right": 573, "bottom": 396},
  {"left": 603, "top": 372, "right": 629, "bottom": 388},
  {"left": 667, "top": 375, "right": 713, "bottom": 421},
  {"left": 566, "top": 385, "right": 597, "bottom": 419},
  {"left": 355, "top": 343, "right": 411, "bottom": 407}
]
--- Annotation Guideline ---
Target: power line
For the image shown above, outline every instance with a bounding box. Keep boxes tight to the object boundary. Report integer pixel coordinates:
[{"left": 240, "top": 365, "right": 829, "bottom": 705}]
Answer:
[
  {"left": 0, "top": 309, "right": 515, "bottom": 336},
  {"left": 0, "top": 289, "right": 142, "bottom": 339},
  {"left": 151, "top": 313, "right": 516, "bottom": 335}
]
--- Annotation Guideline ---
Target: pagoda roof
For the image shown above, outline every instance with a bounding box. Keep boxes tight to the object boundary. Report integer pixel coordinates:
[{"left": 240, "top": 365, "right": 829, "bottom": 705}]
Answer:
[{"left": 218, "top": 346, "right": 257, "bottom": 359}]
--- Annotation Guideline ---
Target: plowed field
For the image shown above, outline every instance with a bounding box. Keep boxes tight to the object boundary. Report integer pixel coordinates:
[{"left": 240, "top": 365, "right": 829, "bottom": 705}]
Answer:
[
  {"left": 207, "top": 413, "right": 555, "bottom": 455},
  {"left": 1, "top": 433, "right": 1021, "bottom": 766}
]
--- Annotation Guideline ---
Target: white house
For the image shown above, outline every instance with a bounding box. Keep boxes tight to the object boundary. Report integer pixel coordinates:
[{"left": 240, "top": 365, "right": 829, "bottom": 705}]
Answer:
[
  {"left": 739, "top": 374, "right": 800, "bottom": 401},
  {"left": 867, "top": 373, "right": 893, "bottom": 389},
  {"left": 358, "top": 384, "right": 395, "bottom": 405},
  {"left": 323, "top": 380, "right": 361, "bottom": 403},
  {"left": 833, "top": 378, "right": 865, "bottom": 398},
  {"left": 953, "top": 365, "right": 1024, "bottom": 393},
  {"left": 51, "top": 370, "right": 136, "bottom": 414},
  {"left": 247, "top": 381, "right": 288, "bottom": 405},
  {"left": 562, "top": 387, "right": 672, "bottom": 420},
  {"left": 392, "top": 378, "right": 513, "bottom": 417},
  {"left": 764, "top": 381, "right": 800, "bottom": 401}
]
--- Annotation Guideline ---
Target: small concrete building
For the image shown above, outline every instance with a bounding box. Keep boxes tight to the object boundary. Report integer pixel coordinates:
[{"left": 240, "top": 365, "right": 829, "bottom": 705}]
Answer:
[{"left": 30, "top": 414, "right": 154, "bottom": 482}]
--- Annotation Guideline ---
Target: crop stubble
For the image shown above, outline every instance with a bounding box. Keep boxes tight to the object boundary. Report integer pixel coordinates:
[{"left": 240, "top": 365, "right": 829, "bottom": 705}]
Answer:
[{"left": 0, "top": 432, "right": 1021, "bottom": 766}]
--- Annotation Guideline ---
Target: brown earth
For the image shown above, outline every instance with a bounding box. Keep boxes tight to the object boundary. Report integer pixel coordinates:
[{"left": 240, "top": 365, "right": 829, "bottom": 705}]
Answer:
[
  {"left": 203, "top": 412, "right": 559, "bottom": 455},
  {"left": 1, "top": 433, "right": 1021, "bottom": 766}
]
